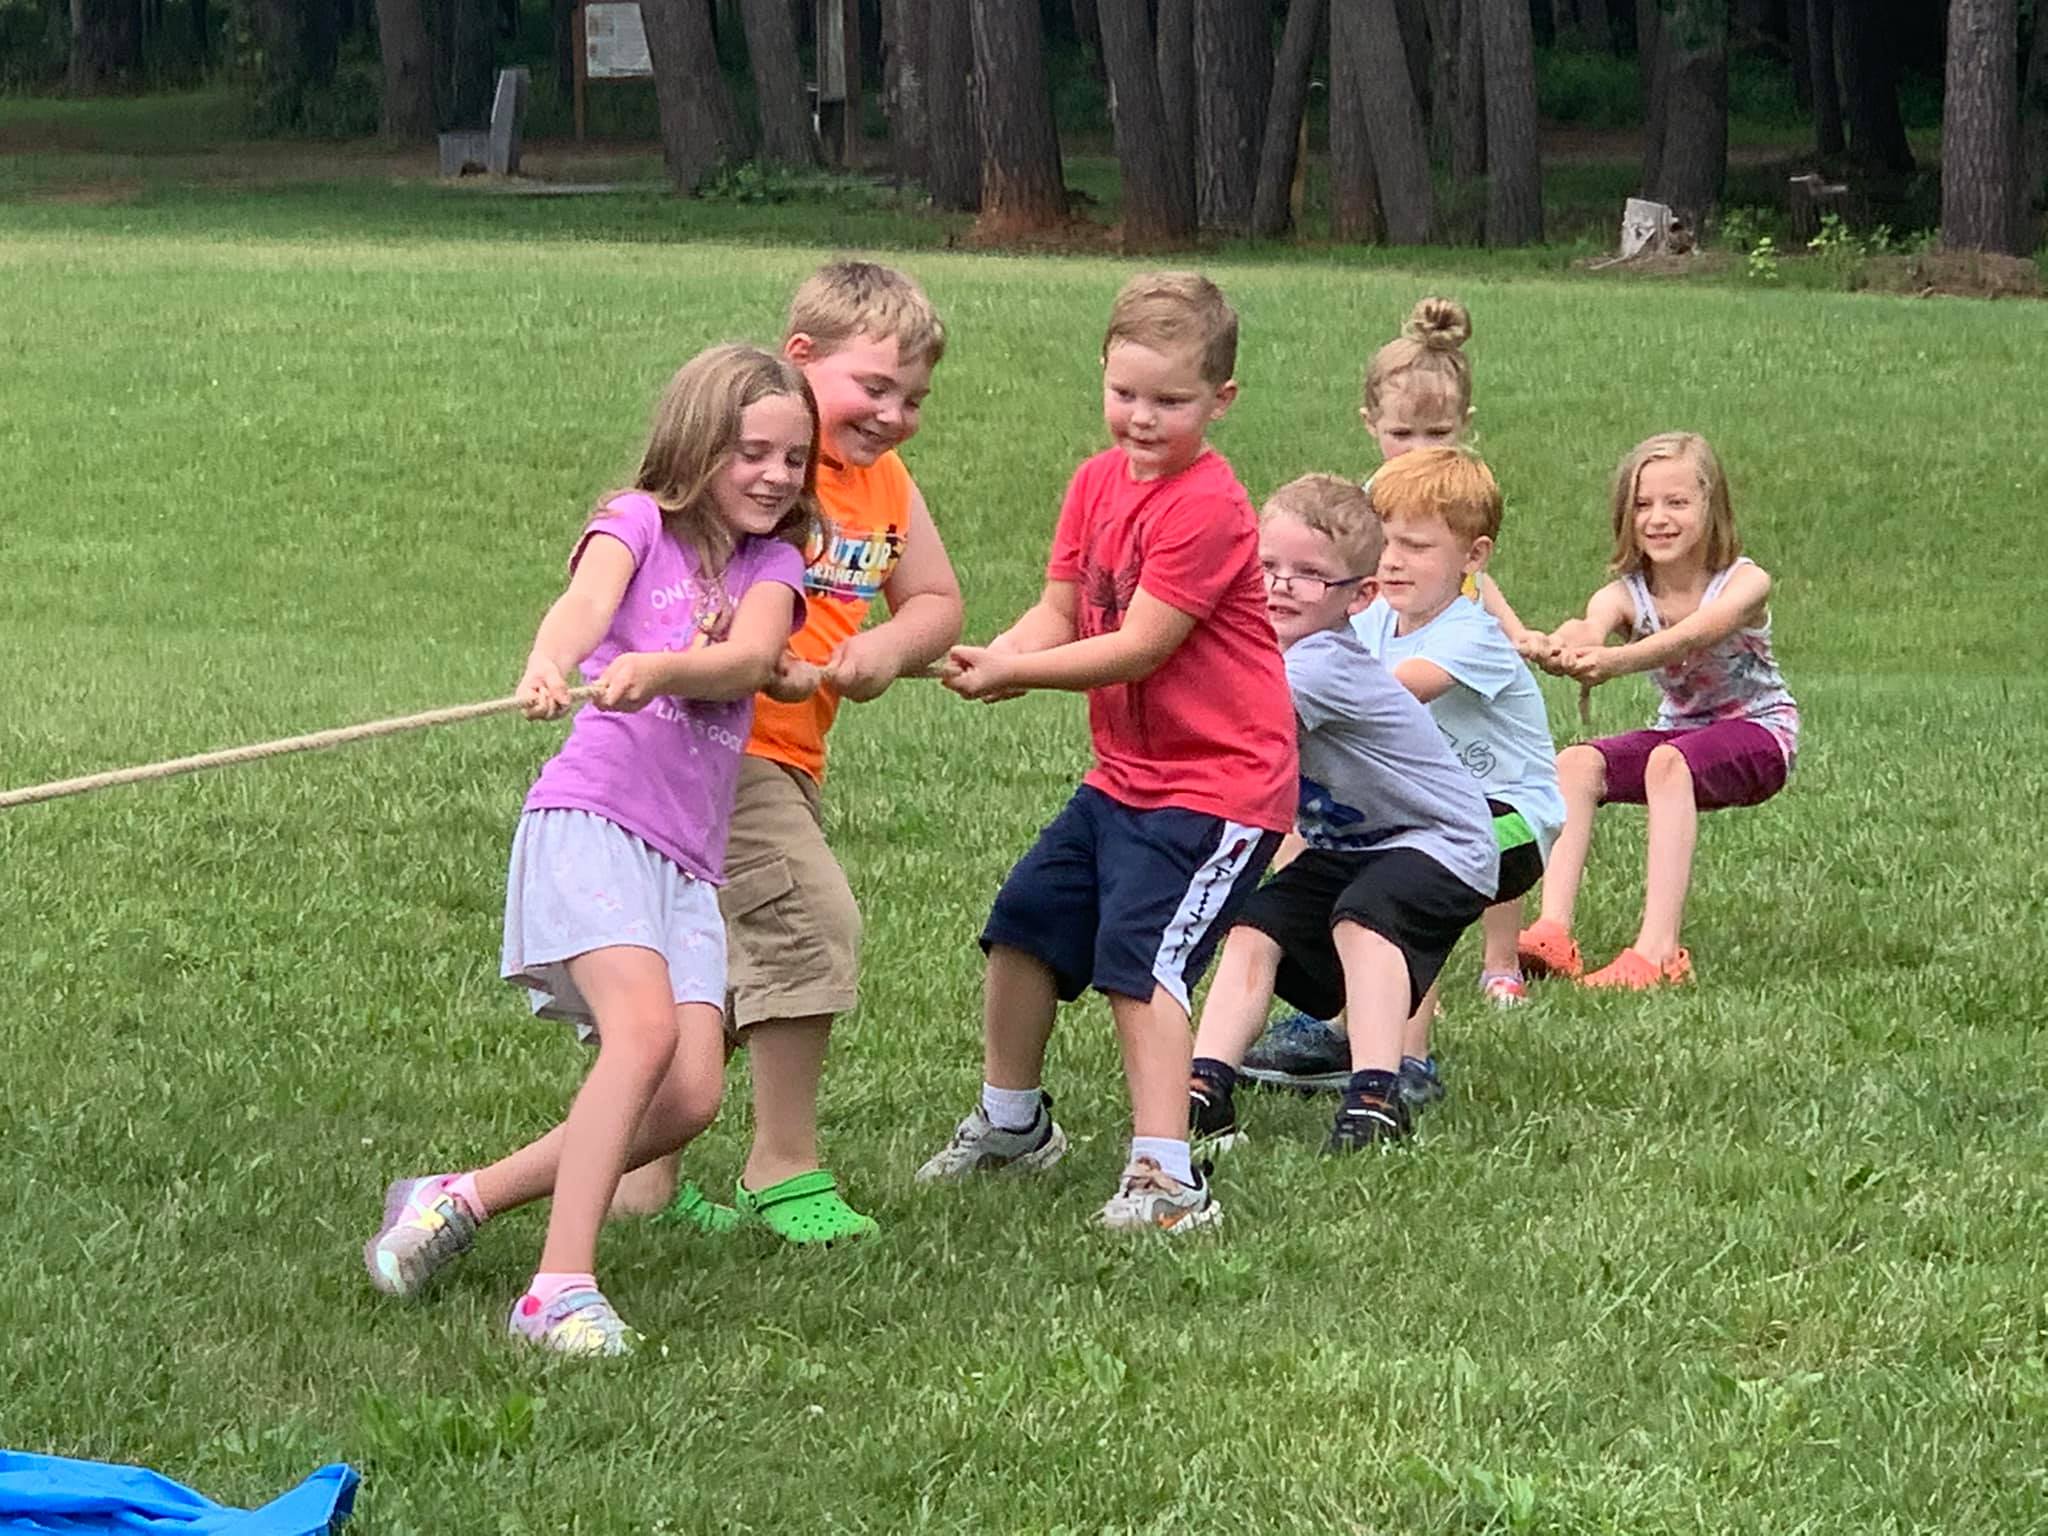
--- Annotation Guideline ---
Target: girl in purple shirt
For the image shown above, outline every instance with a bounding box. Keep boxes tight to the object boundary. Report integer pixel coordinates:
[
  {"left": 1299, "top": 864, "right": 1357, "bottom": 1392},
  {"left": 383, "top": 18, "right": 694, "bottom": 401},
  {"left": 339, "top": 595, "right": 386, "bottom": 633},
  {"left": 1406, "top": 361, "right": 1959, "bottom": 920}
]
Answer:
[{"left": 363, "top": 345, "right": 817, "bottom": 1355}]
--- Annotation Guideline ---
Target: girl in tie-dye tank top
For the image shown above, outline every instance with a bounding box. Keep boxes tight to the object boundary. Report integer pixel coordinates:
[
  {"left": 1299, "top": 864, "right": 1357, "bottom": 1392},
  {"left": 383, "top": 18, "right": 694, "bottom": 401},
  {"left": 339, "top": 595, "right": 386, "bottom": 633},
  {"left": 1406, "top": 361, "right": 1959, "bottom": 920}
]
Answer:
[{"left": 1512, "top": 432, "right": 1797, "bottom": 993}]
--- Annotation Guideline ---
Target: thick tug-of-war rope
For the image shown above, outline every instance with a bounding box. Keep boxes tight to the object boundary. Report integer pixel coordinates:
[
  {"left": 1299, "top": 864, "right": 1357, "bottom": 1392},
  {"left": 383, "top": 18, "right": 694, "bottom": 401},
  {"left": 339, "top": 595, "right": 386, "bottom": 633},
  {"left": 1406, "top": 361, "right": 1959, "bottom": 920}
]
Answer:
[{"left": 0, "top": 687, "right": 598, "bottom": 811}]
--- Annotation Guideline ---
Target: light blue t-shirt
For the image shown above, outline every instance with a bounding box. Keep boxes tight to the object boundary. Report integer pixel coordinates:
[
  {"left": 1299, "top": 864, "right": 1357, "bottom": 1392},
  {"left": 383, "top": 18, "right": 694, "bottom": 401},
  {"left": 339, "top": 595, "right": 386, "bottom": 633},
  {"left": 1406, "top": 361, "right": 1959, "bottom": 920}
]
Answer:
[
  {"left": 1352, "top": 594, "right": 1566, "bottom": 860},
  {"left": 1287, "top": 627, "right": 1499, "bottom": 899}
]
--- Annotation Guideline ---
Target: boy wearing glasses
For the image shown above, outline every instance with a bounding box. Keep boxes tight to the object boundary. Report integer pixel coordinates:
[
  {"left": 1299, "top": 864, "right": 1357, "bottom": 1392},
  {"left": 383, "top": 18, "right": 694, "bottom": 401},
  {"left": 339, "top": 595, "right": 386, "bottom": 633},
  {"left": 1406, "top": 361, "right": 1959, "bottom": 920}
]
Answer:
[
  {"left": 1187, "top": 474, "right": 1499, "bottom": 1153},
  {"left": 923, "top": 272, "right": 1294, "bottom": 1232}
]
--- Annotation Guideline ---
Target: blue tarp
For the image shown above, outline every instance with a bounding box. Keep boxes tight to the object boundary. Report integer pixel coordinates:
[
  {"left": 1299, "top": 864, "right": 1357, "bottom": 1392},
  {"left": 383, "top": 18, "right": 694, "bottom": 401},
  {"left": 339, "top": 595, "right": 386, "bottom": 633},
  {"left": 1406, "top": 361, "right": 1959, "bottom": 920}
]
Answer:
[{"left": 0, "top": 1453, "right": 356, "bottom": 1535}]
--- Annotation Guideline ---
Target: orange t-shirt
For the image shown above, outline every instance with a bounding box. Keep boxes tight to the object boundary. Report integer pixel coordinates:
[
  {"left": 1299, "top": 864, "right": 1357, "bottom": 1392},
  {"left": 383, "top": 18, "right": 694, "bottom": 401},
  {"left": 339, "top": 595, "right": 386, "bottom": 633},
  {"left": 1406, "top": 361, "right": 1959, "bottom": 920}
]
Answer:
[{"left": 746, "top": 449, "right": 913, "bottom": 782}]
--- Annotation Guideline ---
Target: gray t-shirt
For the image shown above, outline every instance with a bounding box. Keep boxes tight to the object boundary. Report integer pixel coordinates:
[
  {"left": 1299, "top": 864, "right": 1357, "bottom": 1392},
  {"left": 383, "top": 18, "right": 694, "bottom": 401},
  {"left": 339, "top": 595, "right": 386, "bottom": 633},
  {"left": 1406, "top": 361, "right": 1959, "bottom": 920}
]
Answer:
[{"left": 1287, "top": 626, "right": 1500, "bottom": 899}]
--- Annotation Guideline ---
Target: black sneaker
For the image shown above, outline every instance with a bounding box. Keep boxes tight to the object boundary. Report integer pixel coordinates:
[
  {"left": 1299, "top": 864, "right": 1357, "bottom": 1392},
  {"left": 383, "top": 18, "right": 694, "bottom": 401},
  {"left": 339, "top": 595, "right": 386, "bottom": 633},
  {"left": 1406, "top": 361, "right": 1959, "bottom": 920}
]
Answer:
[
  {"left": 1324, "top": 1086, "right": 1413, "bottom": 1153},
  {"left": 1239, "top": 1010, "right": 1350, "bottom": 1093},
  {"left": 1188, "top": 1078, "right": 1243, "bottom": 1151},
  {"left": 1396, "top": 1054, "right": 1445, "bottom": 1107}
]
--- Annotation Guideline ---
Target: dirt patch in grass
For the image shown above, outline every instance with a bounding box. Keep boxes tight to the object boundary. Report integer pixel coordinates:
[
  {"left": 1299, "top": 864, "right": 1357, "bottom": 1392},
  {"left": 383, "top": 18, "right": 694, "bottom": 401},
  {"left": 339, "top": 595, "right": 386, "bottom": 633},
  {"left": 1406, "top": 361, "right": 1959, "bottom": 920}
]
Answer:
[
  {"left": 26, "top": 178, "right": 146, "bottom": 205},
  {"left": 1859, "top": 250, "right": 2043, "bottom": 300}
]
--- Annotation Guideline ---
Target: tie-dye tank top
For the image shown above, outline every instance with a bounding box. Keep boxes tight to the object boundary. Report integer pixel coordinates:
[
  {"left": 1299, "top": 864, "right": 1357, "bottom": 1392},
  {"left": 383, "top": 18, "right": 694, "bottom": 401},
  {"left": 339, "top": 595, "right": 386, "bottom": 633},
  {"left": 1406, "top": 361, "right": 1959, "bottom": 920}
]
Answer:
[{"left": 1622, "top": 558, "right": 1799, "bottom": 765}]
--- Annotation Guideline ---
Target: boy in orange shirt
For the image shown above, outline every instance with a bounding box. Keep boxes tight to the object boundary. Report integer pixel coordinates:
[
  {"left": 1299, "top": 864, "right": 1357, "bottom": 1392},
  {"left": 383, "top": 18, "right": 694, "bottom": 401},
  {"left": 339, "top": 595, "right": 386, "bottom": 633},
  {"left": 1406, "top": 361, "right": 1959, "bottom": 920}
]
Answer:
[{"left": 621, "top": 261, "right": 964, "bottom": 1242}]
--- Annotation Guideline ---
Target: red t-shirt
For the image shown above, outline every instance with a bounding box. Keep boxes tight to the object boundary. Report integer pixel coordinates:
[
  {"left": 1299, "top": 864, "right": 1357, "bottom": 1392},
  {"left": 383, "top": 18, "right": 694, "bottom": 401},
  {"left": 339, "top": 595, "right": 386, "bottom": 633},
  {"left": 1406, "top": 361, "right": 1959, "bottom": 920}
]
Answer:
[{"left": 1047, "top": 448, "right": 1296, "bottom": 833}]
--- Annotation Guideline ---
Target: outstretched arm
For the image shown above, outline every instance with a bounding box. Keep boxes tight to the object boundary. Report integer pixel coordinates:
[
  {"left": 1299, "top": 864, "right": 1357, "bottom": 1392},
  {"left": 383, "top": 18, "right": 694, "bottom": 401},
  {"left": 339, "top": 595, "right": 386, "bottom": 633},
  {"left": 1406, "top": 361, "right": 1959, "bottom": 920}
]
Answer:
[
  {"left": 946, "top": 587, "right": 1194, "bottom": 700},
  {"left": 825, "top": 486, "right": 965, "bottom": 701},
  {"left": 517, "top": 532, "right": 637, "bottom": 719},
  {"left": 1562, "top": 565, "right": 1770, "bottom": 685}
]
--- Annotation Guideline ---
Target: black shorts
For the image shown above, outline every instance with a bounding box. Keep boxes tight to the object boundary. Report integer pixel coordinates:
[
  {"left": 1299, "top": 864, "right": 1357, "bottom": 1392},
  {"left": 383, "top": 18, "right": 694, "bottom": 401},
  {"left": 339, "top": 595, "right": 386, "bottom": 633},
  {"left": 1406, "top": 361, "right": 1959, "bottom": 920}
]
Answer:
[
  {"left": 982, "top": 785, "right": 1281, "bottom": 1012},
  {"left": 1233, "top": 846, "right": 1492, "bottom": 1017},
  {"left": 1489, "top": 799, "right": 1545, "bottom": 905}
]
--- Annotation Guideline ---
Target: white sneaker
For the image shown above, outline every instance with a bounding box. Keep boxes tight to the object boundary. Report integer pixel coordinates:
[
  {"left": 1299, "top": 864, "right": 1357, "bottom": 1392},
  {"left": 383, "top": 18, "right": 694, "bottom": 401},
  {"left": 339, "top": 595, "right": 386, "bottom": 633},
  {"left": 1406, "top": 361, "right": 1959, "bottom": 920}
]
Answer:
[
  {"left": 914, "top": 1096, "right": 1067, "bottom": 1182},
  {"left": 1096, "top": 1157, "right": 1222, "bottom": 1233}
]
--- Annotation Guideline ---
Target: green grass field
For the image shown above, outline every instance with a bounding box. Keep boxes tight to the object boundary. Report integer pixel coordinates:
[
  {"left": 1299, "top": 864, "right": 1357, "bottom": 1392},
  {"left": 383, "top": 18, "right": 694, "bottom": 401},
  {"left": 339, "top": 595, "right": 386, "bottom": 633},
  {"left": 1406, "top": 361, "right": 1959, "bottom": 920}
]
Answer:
[{"left": 3, "top": 165, "right": 2047, "bottom": 1534}]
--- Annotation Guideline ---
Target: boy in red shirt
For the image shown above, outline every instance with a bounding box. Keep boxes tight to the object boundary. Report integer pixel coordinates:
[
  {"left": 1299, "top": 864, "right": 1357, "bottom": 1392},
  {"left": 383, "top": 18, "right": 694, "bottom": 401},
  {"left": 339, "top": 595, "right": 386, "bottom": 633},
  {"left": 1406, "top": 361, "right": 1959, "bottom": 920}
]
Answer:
[{"left": 920, "top": 272, "right": 1296, "bottom": 1231}]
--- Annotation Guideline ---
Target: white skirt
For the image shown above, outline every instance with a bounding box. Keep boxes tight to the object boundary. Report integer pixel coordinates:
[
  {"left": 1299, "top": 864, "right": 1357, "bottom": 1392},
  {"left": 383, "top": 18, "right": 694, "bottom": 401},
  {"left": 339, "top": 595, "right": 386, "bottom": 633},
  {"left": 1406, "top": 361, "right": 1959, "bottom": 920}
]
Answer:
[{"left": 501, "top": 808, "right": 727, "bottom": 1037}]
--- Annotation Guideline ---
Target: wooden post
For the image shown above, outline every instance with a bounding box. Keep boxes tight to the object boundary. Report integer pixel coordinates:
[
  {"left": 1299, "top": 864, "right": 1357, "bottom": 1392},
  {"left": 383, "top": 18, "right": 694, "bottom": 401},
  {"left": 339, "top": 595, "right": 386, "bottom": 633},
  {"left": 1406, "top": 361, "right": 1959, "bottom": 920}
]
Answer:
[
  {"left": 572, "top": 1, "right": 587, "bottom": 141},
  {"left": 840, "top": 0, "right": 861, "bottom": 167}
]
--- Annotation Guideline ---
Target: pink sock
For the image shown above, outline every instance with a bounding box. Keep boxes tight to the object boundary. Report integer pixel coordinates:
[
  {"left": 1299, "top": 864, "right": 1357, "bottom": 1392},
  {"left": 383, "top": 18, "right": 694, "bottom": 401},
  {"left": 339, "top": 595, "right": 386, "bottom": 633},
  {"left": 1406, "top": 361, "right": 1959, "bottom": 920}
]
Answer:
[{"left": 444, "top": 1172, "right": 487, "bottom": 1224}]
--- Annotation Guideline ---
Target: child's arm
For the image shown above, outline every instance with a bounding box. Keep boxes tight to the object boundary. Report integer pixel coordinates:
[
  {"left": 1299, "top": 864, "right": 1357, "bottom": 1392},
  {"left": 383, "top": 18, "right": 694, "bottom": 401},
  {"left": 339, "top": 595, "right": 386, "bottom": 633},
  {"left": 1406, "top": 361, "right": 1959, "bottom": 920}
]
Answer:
[
  {"left": 824, "top": 487, "right": 965, "bottom": 701},
  {"left": 1526, "top": 581, "right": 1632, "bottom": 674},
  {"left": 946, "top": 588, "right": 1193, "bottom": 699},
  {"left": 591, "top": 581, "right": 800, "bottom": 710},
  {"left": 517, "top": 533, "right": 637, "bottom": 719},
  {"left": 1562, "top": 564, "right": 1770, "bottom": 685},
  {"left": 1476, "top": 575, "right": 1534, "bottom": 646},
  {"left": 1389, "top": 659, "right": 1457, "bottom": 704},
  {"left": 990, "top": 580, "right": 1081, "bottom": 654}
]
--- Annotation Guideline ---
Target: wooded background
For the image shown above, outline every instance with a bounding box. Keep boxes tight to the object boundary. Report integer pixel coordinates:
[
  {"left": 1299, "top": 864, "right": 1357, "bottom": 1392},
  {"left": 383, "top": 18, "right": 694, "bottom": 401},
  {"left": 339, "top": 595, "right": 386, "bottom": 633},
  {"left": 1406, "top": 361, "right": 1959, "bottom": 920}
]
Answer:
[{"left": 10, "top": 0, "right": 2046, "bottom": 254}]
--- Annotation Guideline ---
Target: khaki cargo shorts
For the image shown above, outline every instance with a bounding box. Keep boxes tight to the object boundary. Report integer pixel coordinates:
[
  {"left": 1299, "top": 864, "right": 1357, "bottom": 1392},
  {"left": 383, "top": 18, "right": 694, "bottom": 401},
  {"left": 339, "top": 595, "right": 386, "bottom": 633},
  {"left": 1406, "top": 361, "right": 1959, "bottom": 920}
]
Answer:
[{"left": 718, "top": 755, "right": 862, "bottom": 1030}]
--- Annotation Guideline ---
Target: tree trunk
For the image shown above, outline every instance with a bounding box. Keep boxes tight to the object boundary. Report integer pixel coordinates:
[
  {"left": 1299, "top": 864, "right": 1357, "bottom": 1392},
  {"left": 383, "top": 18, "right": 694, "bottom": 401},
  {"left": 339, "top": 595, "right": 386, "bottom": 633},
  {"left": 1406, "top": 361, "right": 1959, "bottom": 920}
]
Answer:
[
  {"left": 882, "top": 0, "right": 929, "bottom": 179},
  {"left": 969, "top": 0, "right": 1070, "bottom": 232},
  {"left": 1785, "top": 0, "right": 1810, "bottom": 110},
  {"left": 1099, "top": 0, "right": 1198, "bottom": 242},
  {"left": 744, "top": 0, "right": 819, "bottom": 165},
  {"left": 926, "top": 0, "right": 981, "bottom": 208},
  {"left": 1193, "top": 0, "right": 1271, "bottom": 232},
  {"left": 190, "top": 0, "right": 208, "bottom": 62},
  {"left": 444, "top": 0, "right": 495, "bottom": 126},
  {"left": 2022, "top": 0, "right": 2048, "bottom": 241},
  {"left": 68, "top": 0, "right": 141, "bottom": 92},
  {"left": 1336, "top": 0, "right": 1434, "bottom": 242},
  {"left": 1156, "top": 0, "right": 1196, "bottom": 183},
  {"left": 1805, "top": 0, "right": 1842, "bottom": 152},
  {"left": 1836, "top": 0, "right": 1915, "bottom": 171},
  {"left": 1252, "top": 0, "right": 1327, "bottom": 237},
  {"left": 1940, "top": 0, "right": 2018, "bottom": 251},
  {"left": 376, "top": 0, "right": 436, "bottom": 138},
  {"left": 1646, "top": 0, "right": 1728, "bottom": 229},
  {"left": 1481, "top": 0, "right": 1543, "bottom": 244},
  {"left": 1395, "top": 0, "right": 1431, "bottom": 108},
  {"left": 642, "top": 0, "right": 744, "bottom": 189},
  {"left": 1454, "top": 0, "right": 1487, "bottom": 179},
  {"left": 1329, "top": 0, "right": 1386, "bottom": 240},
  {"left": 1638, "top": 0, "right": 1667, "bottom": 190}
]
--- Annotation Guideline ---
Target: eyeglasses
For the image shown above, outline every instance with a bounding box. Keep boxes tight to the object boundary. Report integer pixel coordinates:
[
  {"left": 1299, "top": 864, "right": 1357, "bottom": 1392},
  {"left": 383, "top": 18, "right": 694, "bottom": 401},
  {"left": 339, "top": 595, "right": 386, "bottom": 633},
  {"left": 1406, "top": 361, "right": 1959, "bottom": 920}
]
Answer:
[{"left": 1261, "top": 568, "right": 1367, "bottom": 601}]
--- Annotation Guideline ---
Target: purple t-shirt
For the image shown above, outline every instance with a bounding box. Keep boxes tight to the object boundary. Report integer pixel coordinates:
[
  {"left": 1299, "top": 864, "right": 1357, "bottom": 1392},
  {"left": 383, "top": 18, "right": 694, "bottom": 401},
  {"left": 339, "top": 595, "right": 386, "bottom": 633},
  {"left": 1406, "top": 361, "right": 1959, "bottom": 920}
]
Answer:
[{"left": 523, "top": 492, "right": 806, "bottom": 884}]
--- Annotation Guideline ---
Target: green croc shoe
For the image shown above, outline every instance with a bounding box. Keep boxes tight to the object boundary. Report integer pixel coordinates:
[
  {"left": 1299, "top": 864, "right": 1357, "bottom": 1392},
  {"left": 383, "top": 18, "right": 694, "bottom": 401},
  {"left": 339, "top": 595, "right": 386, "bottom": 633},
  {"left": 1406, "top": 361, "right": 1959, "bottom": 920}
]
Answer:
[
  {"left": 651, "top": 1180, "right": 743, "bottom": 1235},
  {"left": 734, "top": 1169, "right": 879, "bottom": 1246}
]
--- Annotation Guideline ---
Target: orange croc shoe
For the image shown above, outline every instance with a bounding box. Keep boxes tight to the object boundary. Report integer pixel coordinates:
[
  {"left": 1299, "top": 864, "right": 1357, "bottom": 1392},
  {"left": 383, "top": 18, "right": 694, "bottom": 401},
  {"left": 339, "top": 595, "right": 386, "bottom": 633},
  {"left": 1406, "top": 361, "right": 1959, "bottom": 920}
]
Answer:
[
  {"left": 1516, "top": 919, "right": 1583, "bottom": 980},
  {"left": 1580, "top": 947, "right": 1693, "bottom": 990}
]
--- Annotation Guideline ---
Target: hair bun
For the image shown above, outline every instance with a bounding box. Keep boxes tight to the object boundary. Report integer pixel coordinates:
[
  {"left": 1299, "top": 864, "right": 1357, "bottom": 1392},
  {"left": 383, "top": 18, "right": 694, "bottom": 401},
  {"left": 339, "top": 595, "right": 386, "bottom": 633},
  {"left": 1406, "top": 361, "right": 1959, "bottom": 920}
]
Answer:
[{"left": 1401, "top": 296, "right": 1471, "bottom": 351}]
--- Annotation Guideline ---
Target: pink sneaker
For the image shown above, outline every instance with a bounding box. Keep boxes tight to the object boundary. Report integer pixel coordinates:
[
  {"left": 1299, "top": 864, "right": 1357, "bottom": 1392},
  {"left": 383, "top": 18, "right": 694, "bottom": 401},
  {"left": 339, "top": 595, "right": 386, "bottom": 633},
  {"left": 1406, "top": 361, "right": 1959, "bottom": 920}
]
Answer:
[
  {"left": 507, "top": 1285, "right": 639, "bottom": 1357},
  {"left": 1480, "top": 972, "right": 1529, "bottom": 1007}
]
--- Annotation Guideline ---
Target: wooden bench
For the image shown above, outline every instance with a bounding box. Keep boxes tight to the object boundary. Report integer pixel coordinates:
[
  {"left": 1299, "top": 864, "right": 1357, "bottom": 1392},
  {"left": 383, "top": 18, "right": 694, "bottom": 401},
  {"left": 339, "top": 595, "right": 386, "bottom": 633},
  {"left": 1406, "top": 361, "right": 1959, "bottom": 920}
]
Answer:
[{"left": 439, "top": 68, "right": 529, "bottom": 178}]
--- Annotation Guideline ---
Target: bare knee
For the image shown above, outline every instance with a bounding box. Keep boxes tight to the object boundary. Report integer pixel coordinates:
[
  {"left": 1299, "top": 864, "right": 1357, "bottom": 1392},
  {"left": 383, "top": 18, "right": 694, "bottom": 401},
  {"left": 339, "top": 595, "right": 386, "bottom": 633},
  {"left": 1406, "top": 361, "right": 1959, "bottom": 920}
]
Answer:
[
  {"left": 1644, "top": 743, "right": 1694, "bottom": 796},
  {"left": 597, "top": 1010, "right": 680, "bottom": 1081},
  {"left": 1557, "top": 744, "right": 1607, "bottom": 798}
]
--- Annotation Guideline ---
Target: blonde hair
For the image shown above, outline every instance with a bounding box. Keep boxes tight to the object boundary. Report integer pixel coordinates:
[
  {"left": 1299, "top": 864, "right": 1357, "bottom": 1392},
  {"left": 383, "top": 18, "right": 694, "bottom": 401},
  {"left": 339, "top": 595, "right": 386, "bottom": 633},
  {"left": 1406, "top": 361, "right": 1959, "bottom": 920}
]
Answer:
[
  {"left": 1362, "top": 297, "right": 1473, "bottom": 423},
  {"left": 612, "top": 343, "right": 820, "bottom": 580},
  {"left": 786, "top": 260, "right": 947, "bottom": 369},
  {"left": 1608, "top": 431, "right": 1740, "bottom": 577},
  {"left": 1262, "top": 473, "right": 1383, "bottom": 577},
  {"left": 1103, "top": 271, "right": 1238, "bottom": 385},
  {"left": 1369, "top": 446, "right": 1502, "bottom": 543}
]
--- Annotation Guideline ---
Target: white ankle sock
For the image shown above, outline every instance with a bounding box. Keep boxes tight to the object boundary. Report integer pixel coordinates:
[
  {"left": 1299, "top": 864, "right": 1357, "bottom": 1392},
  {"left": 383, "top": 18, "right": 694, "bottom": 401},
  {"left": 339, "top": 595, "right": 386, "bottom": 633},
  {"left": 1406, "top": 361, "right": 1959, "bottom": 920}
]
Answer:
[
  {"left": 1130, "top": 1136, "right": 1193, "bottom": 1186},
  {"left": 981, "top": 1083, "right": 1041, "bottom": 1132}
]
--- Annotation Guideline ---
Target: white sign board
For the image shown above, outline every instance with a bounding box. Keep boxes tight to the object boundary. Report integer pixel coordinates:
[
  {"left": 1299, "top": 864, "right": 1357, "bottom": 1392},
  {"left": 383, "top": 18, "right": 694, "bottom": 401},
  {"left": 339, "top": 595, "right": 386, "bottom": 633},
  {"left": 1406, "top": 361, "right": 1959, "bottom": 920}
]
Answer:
[{"left": 585, "top": 3, "right": 653, "bottom": 80}]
